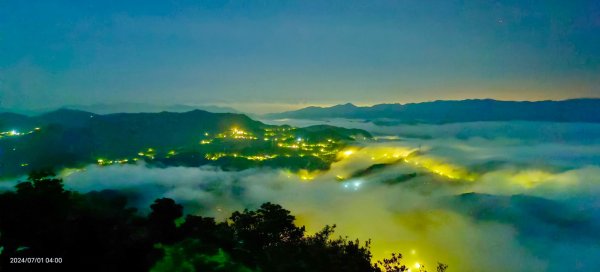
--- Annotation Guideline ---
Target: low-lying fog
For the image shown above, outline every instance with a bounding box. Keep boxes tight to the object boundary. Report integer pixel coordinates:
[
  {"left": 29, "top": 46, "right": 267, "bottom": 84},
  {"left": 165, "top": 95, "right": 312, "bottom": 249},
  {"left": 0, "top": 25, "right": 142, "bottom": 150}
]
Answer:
[{"left": 18, "top": 120, "right": 600, "bottom": 271}]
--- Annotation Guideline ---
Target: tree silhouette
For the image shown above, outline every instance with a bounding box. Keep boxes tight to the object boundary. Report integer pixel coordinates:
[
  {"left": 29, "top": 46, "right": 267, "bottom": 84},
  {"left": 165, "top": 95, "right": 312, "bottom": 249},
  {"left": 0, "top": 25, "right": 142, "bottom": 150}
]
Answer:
[
  {"left": 148, "top": 198, "right": 183, "bottom": 244},
  {"left": 0, "top": 174, "right": 448, "bottom": 272},
  {"left": 229, "top": 202, "right": 305, "bottom": 250},
  {"left": 0, "top": 173, "right": 155, "bottom": 271},
  {"left": 376, "top": 252, "right": 448, "bottom": 272}
]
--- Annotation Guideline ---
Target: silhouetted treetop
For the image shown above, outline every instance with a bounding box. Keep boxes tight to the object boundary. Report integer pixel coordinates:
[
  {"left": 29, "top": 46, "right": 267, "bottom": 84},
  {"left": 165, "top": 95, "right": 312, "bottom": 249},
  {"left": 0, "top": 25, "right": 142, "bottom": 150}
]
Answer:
[{"left": 0, "top": 175, "right": 447, "bottom": 272}]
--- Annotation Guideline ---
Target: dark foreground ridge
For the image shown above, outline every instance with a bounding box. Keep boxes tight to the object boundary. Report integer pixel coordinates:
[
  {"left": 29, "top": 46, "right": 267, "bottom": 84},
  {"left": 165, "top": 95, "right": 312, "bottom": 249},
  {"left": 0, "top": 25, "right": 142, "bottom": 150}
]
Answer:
[{"left": 0, "top": 173, "right": 447, "bottom": 272}]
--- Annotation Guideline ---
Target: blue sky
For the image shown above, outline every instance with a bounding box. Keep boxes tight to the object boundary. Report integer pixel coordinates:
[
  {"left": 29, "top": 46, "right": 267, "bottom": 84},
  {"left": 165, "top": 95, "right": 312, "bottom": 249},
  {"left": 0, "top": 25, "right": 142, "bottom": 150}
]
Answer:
[{"left": 1, "top": 0, "right": 599, "bottom": 113}]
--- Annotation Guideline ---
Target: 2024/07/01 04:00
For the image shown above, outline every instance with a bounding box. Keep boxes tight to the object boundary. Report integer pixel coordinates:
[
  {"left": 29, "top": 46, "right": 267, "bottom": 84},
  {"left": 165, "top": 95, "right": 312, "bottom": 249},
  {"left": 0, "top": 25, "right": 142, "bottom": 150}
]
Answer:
[{"left": 10, "top": 257, "right": 63, "bottom": 264}]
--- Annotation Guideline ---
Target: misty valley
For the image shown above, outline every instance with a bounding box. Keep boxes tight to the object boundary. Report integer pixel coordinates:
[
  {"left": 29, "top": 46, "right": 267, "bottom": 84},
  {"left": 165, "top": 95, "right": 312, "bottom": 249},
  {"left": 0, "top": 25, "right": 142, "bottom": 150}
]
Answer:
[{"left": 2, "top": 106, "right": 600, "bottom": 271}]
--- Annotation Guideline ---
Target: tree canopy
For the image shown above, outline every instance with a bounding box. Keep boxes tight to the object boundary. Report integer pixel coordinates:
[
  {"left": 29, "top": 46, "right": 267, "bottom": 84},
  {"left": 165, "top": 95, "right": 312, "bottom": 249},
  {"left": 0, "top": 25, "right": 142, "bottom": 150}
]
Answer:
[{"left": 0, "top": 174, "right": 446, "bottom": 272}]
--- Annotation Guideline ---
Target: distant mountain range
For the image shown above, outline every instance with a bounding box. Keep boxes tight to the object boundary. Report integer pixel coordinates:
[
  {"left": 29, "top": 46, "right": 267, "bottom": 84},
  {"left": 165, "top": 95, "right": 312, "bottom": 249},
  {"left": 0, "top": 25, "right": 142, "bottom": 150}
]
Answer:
[
  {"left": 0, "top": 103, "right": 240, "bottom": 116},
  {"left": 62, "top": 103, "right": 240, "bottom": 114},
  {"left": 264, "top": 98, "right": 600, "bottom": 123}
]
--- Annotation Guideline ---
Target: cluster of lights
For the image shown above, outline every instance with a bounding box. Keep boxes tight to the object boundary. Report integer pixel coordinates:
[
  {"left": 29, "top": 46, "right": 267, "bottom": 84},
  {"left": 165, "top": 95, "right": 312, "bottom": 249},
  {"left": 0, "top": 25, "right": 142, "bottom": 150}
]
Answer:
[
  {"left": 215, "top": 128, "right": 258, "bottom": 140},
  {"left": 277, "top": 138, "right": 338, "bottom": 156},
  {"left": 263, "top": 127, "right": 295, "bottom": 141},
  {"left": 342, "top": 180, "right": 362, "bottom": 191},
  {"left": 205, "top": 153, "right": 279, "bottom": 161},
  {"left": 245, "top": 155, "right": 278, "bottom": 161},
  {"left": 0, "top": 128, "right": 40, "bottom": 139},
  {"left": 88, "top": 127, "right": 352, "bottom": 179},
  {"left": 96, "top": 158, "right": 136, "bottom": 166},
  {"left": 137, "top": 148, "right": 156, "bottom": 159},
  {"left": 97, "top": 148, "right": 157, "bottom": 166},
  {"left": 199, "top": 127, "right": 344, "bottom": 163},
  {"left": 205, "top": 153, "right": 227, "bottom": 160},
  {"left": 369, "top": 152, "right": 404, "bottom": 161}
]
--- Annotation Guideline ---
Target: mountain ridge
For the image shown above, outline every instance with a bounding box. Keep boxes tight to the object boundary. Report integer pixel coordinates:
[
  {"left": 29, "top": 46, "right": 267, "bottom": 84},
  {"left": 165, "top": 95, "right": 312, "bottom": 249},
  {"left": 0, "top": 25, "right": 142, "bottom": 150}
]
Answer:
[
  {"left": 264, "top": 98, "right": 600, "bottom": 123},
  {"left": 0, "top": 109, "right": 371, "bottom": 178}
]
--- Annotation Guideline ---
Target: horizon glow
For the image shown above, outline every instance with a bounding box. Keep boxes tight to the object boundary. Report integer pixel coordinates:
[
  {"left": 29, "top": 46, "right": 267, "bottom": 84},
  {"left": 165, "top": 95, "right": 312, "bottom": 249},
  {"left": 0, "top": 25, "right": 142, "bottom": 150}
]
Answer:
[{"left": 1, "top": 1, "right": 598, "bottom": 113}]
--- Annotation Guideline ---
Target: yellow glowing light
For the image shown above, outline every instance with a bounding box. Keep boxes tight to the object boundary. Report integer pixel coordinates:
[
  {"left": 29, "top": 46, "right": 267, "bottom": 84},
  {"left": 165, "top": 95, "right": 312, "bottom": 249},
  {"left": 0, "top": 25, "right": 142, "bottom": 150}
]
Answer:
[
  {"left": 298, "top": 169, "right": 317, "bottom": 181},
  {"left": 414, "top": 263, "right": 421, "bottom": 269},
  {"left": 510, "top": 170, "right": 554, "bottom": 188},
  {"left": 232, "top": 128, "right": 245, "bottom": 135},
  {"left": 335, "top": 148, "right": 361, "bottom": 160},
  {"left": 405, "top": 155, "right": 476, "bottom": 181}
]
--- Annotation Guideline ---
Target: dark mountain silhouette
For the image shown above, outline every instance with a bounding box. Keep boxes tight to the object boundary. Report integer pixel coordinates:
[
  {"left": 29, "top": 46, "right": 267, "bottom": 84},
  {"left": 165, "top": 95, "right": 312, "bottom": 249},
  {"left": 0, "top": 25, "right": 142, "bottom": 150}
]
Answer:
[
  {"left": 1, "top": 109, "right": 264, "bottom": 134},
  {"left": 0, "top": 103, "right": 240, "bottom": 117},
  {"left": 264, "top": 98, "right": 600, "bottom": 123},
  {"left": 62, "top": 103, "right": 240, "bottom": 114},
  {"left": 0, "top": 109, "right": 370, "bottom": 178},
  {"left": 0, "top": 109, "right": 98, "bottom": 131}
]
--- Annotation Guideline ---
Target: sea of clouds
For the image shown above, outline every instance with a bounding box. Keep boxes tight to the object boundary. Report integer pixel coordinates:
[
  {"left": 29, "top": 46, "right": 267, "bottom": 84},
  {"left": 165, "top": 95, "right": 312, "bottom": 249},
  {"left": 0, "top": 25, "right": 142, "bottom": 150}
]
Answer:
[{"left": 10, "top": 120, "right": 600, "bottom": 271}]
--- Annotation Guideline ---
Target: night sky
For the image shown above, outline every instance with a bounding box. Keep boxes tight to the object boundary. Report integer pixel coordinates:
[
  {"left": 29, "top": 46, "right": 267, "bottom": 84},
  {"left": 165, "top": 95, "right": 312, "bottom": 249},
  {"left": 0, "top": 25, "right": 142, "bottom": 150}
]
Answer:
[{"left": 1, "top": 0, "right": 599, "bottom": 113}]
